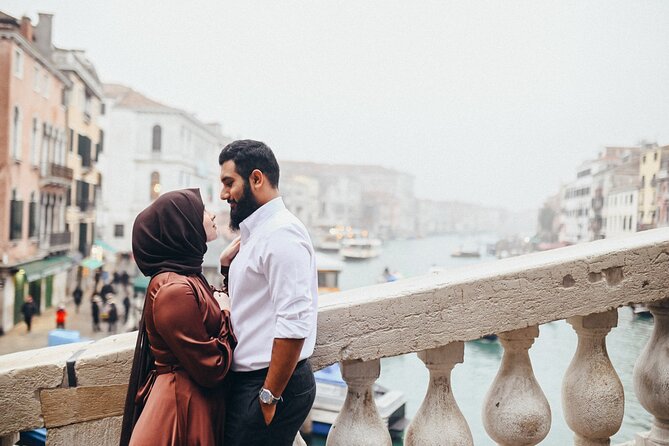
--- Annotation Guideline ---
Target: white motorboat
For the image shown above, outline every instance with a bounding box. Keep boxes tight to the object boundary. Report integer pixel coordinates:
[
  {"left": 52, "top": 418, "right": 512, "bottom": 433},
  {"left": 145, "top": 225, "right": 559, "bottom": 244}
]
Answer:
[{"left": 340, "top": 237, "right": 381, "bottom": 260}]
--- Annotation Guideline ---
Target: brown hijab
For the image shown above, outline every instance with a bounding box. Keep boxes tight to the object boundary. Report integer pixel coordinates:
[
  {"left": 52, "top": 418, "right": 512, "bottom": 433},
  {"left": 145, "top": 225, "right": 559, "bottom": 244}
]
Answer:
[{"left": 120, "top": 188, "right": 208, "bottom": 446}]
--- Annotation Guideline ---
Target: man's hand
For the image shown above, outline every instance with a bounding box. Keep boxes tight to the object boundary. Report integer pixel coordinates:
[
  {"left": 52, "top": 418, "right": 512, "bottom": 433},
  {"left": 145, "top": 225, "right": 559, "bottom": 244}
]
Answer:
[
  {"left": 213, "top": 291, "right": 230, "bottom": 311},
  {"left": 220, "top": 236, "right": 241, "bottom": 267},
  {"left": 260, "top": 401, "right": 277, "bottom": 426}
]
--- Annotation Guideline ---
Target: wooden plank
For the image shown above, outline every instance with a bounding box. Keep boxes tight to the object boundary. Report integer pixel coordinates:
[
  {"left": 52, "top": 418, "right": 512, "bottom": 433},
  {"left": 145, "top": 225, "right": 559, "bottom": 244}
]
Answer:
[{"left": 40, "top": 384, "right": 128, "bottom": 428}]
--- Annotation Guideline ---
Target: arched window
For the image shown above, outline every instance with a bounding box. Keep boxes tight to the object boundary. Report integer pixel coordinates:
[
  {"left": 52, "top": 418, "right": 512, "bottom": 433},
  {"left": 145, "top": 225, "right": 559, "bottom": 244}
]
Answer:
[
  {"left": 152, "top": 125, "right": 162, "bottom": 152},
  {"left": 150, "top": 172, "right": 161, "bottom": 201}
]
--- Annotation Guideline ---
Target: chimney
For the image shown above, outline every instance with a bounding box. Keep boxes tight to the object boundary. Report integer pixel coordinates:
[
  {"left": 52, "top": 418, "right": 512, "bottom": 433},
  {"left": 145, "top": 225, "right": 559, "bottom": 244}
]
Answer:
[
  {"left": 19, "top": 16, "right": 33, "bottom": 42},
  {"left": 34, "top": 13, "right": 54, "bottom": 57}
]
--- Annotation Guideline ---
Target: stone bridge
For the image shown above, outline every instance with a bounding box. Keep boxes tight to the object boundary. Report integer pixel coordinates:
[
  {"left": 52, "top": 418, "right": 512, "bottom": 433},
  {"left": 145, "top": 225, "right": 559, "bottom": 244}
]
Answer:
[{"left": 0, "top": 228, "right": 668, "bottom": 445}]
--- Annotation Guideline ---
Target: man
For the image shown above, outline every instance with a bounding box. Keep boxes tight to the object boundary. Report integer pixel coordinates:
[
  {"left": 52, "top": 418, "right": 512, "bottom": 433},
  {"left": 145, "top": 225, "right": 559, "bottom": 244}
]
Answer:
[
  {"left": 219, "top": 140, "right": 318, "bottom": 446},
  {"left": 21, "top": 295, "right": 37, "bottom": 333}
]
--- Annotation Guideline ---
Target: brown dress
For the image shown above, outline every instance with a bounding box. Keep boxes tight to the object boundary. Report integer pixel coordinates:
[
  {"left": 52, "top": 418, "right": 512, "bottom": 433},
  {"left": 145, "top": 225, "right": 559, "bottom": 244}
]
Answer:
[{"left": 129, "top": 272, "right": 235, "bottom": 446}]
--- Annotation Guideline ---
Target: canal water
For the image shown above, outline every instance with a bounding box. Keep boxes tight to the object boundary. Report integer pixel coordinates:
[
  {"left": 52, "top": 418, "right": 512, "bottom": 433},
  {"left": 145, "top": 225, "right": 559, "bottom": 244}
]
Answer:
[{"left": 315, "top": 234, "right": 654, "bottom": 445}]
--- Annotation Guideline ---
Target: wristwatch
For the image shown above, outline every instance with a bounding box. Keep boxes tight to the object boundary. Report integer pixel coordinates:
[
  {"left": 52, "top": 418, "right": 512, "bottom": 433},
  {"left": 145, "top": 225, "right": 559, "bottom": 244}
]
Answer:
[{"left": 259, "top": 387, "right": 282, "bottom": 405}]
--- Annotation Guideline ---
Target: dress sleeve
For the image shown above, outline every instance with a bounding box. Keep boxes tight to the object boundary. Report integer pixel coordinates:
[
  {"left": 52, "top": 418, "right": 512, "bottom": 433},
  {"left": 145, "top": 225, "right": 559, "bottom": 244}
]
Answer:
[{"left": 152, "top": 280, "right": 233, "bottom": 388}]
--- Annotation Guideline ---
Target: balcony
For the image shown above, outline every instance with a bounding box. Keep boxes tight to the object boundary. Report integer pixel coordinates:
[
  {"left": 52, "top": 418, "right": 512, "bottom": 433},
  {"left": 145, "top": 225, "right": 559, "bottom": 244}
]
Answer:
[
  {"left": 39, "top": 163, "right": 73, "bottom": 188},
  {"left": 39, "top": 231, "right": 72, "bottom": 253},
  {"left": 0, "top": 229, "right": 668, "bottom": 445},
  {"left": 49, "top": 231, "right": 71, "bottom": 251}
]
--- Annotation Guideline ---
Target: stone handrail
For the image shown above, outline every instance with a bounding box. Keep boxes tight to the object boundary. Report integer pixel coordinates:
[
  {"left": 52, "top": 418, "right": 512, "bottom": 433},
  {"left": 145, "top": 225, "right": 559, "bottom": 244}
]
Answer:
[{"left": 1, "top": 228, "right": 668, "bottom": 445}]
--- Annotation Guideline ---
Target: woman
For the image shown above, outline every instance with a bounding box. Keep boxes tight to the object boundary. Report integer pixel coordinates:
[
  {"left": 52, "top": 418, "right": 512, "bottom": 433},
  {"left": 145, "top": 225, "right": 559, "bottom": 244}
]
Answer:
[{"left": 120, "top": 188, "right": 236, "bottom": 446}]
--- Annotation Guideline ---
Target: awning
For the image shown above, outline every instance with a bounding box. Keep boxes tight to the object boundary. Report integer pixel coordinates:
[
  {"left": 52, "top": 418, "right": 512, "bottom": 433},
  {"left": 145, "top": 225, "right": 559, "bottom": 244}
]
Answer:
[
  {"left": 133, "top": 276, "right": 150, "bottom": 292},
  {"left": 94, "top": 239, "right": 118, "bottom": 253},
  {"left": 80, "top": 257, "right": 104, "bottom": 270},
  {"left": 20, "top": 256, "right": 74, "bottom": 282}
]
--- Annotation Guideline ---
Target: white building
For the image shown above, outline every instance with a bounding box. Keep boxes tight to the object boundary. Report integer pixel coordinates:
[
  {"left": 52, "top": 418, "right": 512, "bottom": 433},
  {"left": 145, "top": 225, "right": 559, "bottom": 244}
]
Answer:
[
  {"left": 97, "top": 84, "right": 230, "bottom": 253},
  {"left": 281, "top": 175, "right": 320, "bottom": 229},
  {"left": 559, "top": 161, "right": 593, "bottom": 244},
  {"left": 604, "top": 186, "right": 638, "bottom": 238}
]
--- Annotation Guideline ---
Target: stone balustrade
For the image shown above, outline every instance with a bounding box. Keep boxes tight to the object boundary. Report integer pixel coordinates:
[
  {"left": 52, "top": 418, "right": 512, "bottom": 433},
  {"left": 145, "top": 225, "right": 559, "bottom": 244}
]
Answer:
[{"left": 1, "top": 228, "right": 669, "bottom": 445}]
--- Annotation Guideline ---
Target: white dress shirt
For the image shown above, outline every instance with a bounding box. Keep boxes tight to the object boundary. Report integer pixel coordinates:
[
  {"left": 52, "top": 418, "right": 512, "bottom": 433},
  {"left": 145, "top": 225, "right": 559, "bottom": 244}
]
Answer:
[{"left": 228, "top": 197, "right": 318, "bottom": 372}]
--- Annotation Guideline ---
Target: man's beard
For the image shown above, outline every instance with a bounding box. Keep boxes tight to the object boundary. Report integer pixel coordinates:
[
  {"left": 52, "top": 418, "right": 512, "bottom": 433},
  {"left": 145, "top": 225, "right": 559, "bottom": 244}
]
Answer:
[{"left": 229, "top": 180, "right": 260, "bottom": 230}]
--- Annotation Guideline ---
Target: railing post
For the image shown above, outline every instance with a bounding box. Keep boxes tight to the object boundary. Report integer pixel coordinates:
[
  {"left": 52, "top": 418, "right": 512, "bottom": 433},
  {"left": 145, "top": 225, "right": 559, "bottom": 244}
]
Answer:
[
  {"left": 562, "top": 310, "right": 624, "bottom": 446},
  {"left": 633, "top": 299, "right": 669, "bottom": 445},
  {"left": 405, "top": 342, "right": 473, "bottom": 446},
  {"left": 482, "top": 325, "right": 551, "bottom": 446},
  {"left": 0, "top": 433, "right": 19, "bottom": 446},
  {"left": 326, "top": 359, "right": 391, "bottom": 446}
]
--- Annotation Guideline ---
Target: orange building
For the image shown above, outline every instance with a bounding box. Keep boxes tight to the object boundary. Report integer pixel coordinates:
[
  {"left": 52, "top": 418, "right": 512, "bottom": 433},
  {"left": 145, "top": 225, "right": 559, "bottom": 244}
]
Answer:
[{"left": 0, "top": 12, "right": 73, "bottom": 333}]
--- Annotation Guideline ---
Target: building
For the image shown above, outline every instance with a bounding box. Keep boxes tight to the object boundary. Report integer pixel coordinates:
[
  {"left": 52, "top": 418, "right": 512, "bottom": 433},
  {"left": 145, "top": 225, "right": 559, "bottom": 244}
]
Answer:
[
  {"left": 604, "top": 185, "right": 638, "bottom": 238},
  {"left": 0, "top": 12, "right": 73, "bottom": 333},
  {"left": 97, "top": 84, "right": 230, "bottom": 255},
  {"left": 638, "top": 143, "right": 669, "bottom": 230},
  {"left": 656, "top": 155, "right": 669, "bottom": 228},
  {"left": 560, "top": 147, "right": 640, "bottom": 243},
  {"left": 281, "top": 175, "right": 320, "bottom": 228},
  {"left": 281, "top": 161, "right": 415, "bottom": 239}
]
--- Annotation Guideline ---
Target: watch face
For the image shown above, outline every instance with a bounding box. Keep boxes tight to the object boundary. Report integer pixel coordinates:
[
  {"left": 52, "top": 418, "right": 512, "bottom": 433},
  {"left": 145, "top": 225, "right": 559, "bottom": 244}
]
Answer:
[{"left": 259, "top": 388, "right": 272, "bottom": 404}]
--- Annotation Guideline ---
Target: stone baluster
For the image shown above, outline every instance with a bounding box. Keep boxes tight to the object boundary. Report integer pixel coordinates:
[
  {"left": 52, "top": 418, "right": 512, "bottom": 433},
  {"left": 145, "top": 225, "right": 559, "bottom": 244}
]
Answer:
[
  {"left": 326, "top": 359, "right": 391, "bottom": 446},
  {"left": 405, "top": 342, "right": 473, "bottom": 446},
  {"left": 0, "top": 433, "right": 19, "bottom": 446},
  {"left": 482, "top": 326, "right": 551, "bottom": 446},
  {"left": 633, "top": 299, "right": 669, "bottom": 445},
  {"left": 562, "top": 310, "right": 624, "bottom": 446}
]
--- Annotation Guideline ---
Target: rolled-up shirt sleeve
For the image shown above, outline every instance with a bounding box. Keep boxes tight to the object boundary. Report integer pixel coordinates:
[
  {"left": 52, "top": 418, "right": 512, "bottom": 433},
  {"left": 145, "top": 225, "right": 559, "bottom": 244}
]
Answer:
[{"left": 264, "top": 227, "right": 315, "bottom": 339}]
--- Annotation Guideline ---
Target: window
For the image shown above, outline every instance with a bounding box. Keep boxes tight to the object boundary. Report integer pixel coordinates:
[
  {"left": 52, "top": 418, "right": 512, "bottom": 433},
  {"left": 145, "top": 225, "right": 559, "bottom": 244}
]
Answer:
[
  {"left": 11, "top": 106, "right": 22, "bottom": 160},
  {"left": 29, "top": 193, "right": 37, "bottom": 238},
  {"left": 641, "top": 176, "right": 645, "bottom": 188},
  {"left": 114, "top": 224, "right": 124, "bottom": 238},
  {"left": 78, "top": 134, "right": 92, "bottom": 167},
  {"left": 33, "top": 66, "right": 40, "bottom": 92},
  {"left": 655, "top": 152, "right": 658, "bottom": 161},
  {"left": 31, "top": 118, "right": 39, "bottom": 166},
  {"left": 13, "top": 48, "right": 23, "bottom": 78},
  {"left": 100, "top": 103, "right": 106, "bottom": 115},
  {"left": 150, "top": 172, "right": 161, "bottom": 200},
  {"left": 43, "top": 73, "right": 50, "bottom": 98},
  {"left": 10, "top": 190, "right": 23, "bottom": 240},
  {"left": 152, "top": 125, "right": 162, "bottom": 152}
]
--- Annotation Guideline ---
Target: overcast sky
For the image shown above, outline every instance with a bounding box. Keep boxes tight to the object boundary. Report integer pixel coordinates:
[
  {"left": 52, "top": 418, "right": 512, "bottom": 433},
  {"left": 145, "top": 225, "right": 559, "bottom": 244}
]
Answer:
[{"left": 5, "top": 1, "right": 669, "bottom": 211}]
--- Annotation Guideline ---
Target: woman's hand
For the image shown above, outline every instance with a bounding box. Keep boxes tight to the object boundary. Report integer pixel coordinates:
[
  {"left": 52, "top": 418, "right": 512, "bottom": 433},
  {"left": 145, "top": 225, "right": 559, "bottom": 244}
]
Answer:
[{"left": 220, "top": 236, "right": 241, "bottom": 267}]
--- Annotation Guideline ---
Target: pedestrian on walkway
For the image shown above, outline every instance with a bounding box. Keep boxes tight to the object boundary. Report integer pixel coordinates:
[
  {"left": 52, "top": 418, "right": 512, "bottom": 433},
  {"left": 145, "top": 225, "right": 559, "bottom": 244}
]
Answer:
[
  {"left": 100, "top": 281, "right": 115, "bottom": 302},
  {"left": 123, "top": 295, "right": 131, "bottom": 324},
  {"left": 72, "top": 286, "right": 83, "bottom": 314},
  {"left": 91, "top": 296, "right": 101, "bottom": 332},
  {"left": 56, "top": 305, "right": 67, "bottom": 329},
  {"left": 108, "top": 301, "right": 119, "bottom": 333},
  {"left": 21, "top": 296, "right": 37, "bottom": 333}
]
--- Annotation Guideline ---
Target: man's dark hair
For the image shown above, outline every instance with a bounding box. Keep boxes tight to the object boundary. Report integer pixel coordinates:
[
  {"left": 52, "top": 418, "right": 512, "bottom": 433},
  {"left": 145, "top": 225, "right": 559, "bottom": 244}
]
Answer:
[{"left": 218, "top": 140, "right": 280, "bottom": 188}]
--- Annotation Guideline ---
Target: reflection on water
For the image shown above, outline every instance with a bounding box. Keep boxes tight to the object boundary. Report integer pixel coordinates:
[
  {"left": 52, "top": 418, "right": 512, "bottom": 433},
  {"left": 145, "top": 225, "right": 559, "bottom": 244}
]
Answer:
[{"left": 321, "top": 234, "right": 655, "bottom": 444}]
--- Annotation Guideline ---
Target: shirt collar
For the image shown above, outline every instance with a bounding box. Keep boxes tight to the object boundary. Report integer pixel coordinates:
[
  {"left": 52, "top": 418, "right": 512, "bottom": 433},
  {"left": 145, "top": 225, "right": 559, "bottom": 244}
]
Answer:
[{"left": 239, "top": 197, "right": 285, "bottom": 241}]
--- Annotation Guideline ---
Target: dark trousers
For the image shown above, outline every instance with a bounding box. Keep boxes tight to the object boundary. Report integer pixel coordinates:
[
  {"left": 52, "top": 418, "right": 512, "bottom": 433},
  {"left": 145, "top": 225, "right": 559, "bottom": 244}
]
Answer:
[{"left": 224, "top": 359, "right": 316, "bottom": 446}]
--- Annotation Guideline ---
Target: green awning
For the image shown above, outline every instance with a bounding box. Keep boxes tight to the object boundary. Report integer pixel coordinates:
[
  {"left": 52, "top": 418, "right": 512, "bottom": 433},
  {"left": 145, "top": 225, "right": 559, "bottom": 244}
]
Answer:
[
  {"left": 81, "top": 257, "right": 104, "bottom": 270},
  {"left": 133, "top": 276, "right": 150, "bottom": 292},
  {"left": 94, "top": 239, "right": 118, "bottom": 253},
  {"left": 20, "top": 256, "right": 74, "bottom": 282}
]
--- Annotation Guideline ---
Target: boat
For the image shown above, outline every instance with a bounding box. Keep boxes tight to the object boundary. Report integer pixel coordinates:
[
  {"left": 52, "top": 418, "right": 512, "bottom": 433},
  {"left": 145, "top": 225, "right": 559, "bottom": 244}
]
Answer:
[
  {"left": 631, "top": 303, "right": 652, "bottom": 318},
  {"left": 308, "top": 363, "right": 408, "bottom": 439},
  {"left": 316, "top": 253, "right": 344, "bottom": 294},
  {"left": 340, "top": 238, "right": 382, "bottom": 260},
  {"left": 315, "top": 233, "right": 343, "bottom": 252},
  {"left": 451, "top": 248, "right": 480, "bottom": 258}
]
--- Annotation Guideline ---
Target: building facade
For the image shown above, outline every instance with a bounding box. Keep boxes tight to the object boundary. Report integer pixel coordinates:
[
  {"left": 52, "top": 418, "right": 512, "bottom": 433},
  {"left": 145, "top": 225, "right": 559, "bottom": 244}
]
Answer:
[
  {"left": 97, "top": 84, "right": 229, "bottom": 254},
  {"left": 638, "top": 144, "right": 669, "bottom": 230},
  {"left": 0, "top": 12, "right": 73, "bottom": 333}
]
